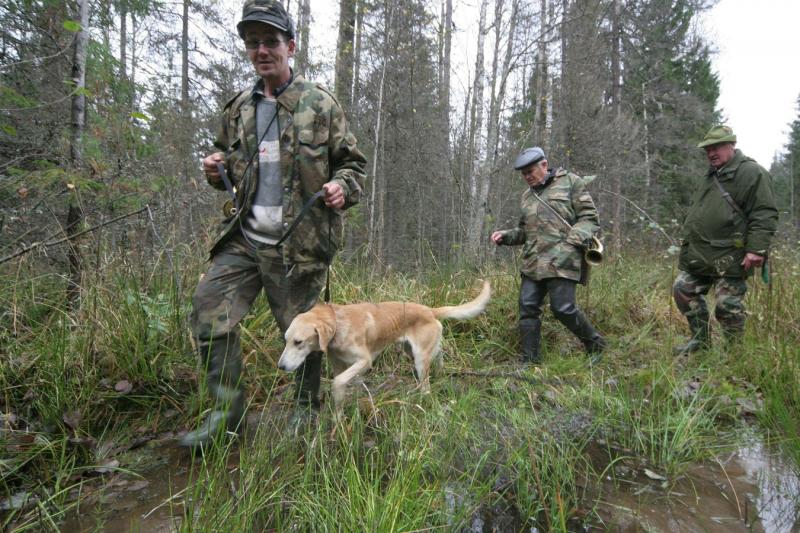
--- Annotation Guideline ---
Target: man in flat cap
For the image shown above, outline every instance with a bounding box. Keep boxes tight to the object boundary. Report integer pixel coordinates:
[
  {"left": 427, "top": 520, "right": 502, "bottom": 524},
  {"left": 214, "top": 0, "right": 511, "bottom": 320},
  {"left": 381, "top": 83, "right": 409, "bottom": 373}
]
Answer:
[
  {"left": 491, "top": 147, "right": 606, "bottom": 364},
  {"left": 673, "top": 125, "right": 778, "bottom": 355},
  {"left": 182, "top": 0, "right": 367, "bottom": 447}
]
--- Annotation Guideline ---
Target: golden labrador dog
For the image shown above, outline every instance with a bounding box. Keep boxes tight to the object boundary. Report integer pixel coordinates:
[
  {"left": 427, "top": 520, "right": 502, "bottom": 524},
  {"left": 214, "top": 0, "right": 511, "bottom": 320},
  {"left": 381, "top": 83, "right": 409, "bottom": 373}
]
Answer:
[{"left": 278, "top": 281, "right": 491, "bottom": 421}]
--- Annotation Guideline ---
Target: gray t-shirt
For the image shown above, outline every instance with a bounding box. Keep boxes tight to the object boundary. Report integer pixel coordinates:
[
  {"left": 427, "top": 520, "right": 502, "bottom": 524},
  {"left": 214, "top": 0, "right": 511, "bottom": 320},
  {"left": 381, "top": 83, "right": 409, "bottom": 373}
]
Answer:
[{"left": 243, "top": 89, "right": 283, "bottom": 244}]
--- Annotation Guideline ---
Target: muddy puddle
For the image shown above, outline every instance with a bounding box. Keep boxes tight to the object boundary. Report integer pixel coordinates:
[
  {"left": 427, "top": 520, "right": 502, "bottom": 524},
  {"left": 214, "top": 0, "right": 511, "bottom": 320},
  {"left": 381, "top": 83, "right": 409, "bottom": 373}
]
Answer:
[
  {"left": 591, "top": 436, "right": 800, "bottom": 532},
  {"left": 54, "top": 425, "right": 800, "bottom": 532}
]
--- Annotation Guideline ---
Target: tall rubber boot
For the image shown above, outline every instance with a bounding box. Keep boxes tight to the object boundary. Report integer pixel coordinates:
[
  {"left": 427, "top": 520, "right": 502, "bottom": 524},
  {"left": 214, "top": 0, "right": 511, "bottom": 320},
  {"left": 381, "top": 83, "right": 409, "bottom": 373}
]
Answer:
[
  {"left": 573, "top": 316, "right": 606, "bottom": 364},
  {"left": 287, "top": 351, "right": 322, "bottom": 435},
  {"left": 181, "top": 333, "right": 245, "bottom": 449},
  {"left": 179, "top": 384, "right": 244, "bottom": 448},
  {"left": 549, "top": 281, "right": 606, "bottom": 362},
  {"left": 519, "top": 318, "right": 542, "bottom": 364},
  {"left": 673, "top": 313, "right": 710, "bottom": 356}
]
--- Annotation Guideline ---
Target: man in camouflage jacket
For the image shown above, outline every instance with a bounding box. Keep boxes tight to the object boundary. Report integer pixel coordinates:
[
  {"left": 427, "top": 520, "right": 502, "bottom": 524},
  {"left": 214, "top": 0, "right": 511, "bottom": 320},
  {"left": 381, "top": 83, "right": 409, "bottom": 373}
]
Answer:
[
  {"left": 492, "top": 147, "right": 605, "bottom": 364},
  {"left": 673, "top": 125, "right": 777, "bottom": 355},
  {"left": 182, "top": 0, "right": 367, "bottom": 447}
]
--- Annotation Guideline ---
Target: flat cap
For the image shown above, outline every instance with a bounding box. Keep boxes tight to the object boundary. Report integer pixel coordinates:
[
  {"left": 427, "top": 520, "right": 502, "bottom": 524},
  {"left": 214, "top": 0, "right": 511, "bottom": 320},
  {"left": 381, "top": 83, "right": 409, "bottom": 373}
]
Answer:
[
  {"left": 513, "top": 146, "right": 546, "bottom": 170},
  {"left": 237, "top": 0, "right": 295, "bottom": 39},
  {"left": 697, "top": 125, "right": 736, "bottom": 148}
]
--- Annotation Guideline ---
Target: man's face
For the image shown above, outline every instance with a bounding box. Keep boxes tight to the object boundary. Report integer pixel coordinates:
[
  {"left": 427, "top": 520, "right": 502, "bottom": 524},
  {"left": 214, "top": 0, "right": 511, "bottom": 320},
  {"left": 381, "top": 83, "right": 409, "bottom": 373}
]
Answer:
[
  {"left": 704, "top": 142, "right": 736, "bottom": 169},
  {"left": 520, "top": 159, "right": 549, "bottom": 187},
  {"left": 243, "top": 23, "right": 294, "bottom": 87}
]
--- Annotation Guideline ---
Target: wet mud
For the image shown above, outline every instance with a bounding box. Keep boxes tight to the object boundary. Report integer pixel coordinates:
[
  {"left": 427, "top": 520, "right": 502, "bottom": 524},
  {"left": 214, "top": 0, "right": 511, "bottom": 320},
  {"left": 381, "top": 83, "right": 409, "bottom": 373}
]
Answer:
[
  {"left": 590, "top": 436, "right": 800, "bottom": 532},
  {"left": 55, "top": 423, "right": 800, "bottom": 532}
]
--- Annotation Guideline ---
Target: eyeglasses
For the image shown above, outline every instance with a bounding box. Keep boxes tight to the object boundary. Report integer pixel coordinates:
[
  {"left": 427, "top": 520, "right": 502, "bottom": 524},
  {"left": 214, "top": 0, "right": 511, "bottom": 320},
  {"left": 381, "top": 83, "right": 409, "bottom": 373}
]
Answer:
[{"left": 244, "top": 38, "right": 284, "bottom": 50}]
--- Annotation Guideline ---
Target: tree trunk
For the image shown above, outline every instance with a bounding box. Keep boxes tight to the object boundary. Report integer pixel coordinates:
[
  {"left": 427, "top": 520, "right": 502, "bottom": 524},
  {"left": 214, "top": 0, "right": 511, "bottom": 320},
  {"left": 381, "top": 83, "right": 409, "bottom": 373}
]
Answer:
[
  {"left": 367, "top": 4, "right": 393, "bottom": 262},
  {"left": 470, "top": 0, "right": 518, "bottom": 259},
  {"left": 119, "top": 1, "right": 127, "bottom": 85},
  {"left": 70, "top": 0, "right": 89, "bottom": 165},
  {"left": 180, "top": 0, "right": 191, "bottom": 180},
  {"left": 610, "top": 0, "right": 623, "bottom": 251},
  {"left": 352, "top": 2, "right": 364, "bottom": 118},
  {"left": 67, "top": 0, "right": 89, "bottom": 309},
  {"left": 464, "top": 0, "right": 489, "bottom": 258},
  {"left": 335, "top": 0, "right": 355, "bottom": 113},
  {"left": 531, "top": 0, "right": 549, "bottom": 147},
  {"left": 439, "top": 0, "right": 452, "bottom": 139},
  {"left": 556, "top": 0, "right": 569, "bottom": 166},
  {"left": 295, "top": 0, "right": 311, "bottom": 74}
]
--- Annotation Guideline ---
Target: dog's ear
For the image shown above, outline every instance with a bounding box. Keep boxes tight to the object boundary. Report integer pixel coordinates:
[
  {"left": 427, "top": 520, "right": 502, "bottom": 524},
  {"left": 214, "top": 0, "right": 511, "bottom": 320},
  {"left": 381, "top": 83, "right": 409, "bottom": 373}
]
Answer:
[{"left": 315, "top": 322, "right": 334, "bottom": 353}]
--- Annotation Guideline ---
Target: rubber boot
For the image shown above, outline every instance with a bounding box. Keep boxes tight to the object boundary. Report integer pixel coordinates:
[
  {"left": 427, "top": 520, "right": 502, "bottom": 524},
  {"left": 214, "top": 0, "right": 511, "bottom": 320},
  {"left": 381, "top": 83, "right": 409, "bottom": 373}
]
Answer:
[
  {"left": 519, "top": 318, "right": 542, "bottom": 364},
  {"left": 287, "top": 351, "right": 322, "bottom": 436},
  {"left": 181, "top": 333, "right": 245, "bottom": 449},
  {"left": 553, "top": 305, "right": 606, "bottom": 363},
  {"left": 180, "top": 384, "right": 244, "bottom": 449},
  {"left": 673, "top": 313, "right": 710, "bottom": 356},
  {"left": 548, "top": 280, "right": 605, "bottom": 363}
]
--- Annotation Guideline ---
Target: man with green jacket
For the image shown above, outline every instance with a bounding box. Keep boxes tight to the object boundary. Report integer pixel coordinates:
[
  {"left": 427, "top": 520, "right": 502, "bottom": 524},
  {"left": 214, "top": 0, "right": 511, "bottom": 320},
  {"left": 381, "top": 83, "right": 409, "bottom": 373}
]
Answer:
[
  {"left": 673, "top": 125, "right": 777, "bottom": 355},
  {"left": 492, "top": 147, "right": 606, "bottom": 364},
  {"left": 181, "top": 0, "right": 367, "bottom": 448}
]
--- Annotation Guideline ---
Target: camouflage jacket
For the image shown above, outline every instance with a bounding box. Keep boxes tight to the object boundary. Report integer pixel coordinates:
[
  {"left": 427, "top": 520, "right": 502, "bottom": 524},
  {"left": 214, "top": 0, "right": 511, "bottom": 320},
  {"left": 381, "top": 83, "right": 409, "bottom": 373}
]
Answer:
[
  {"left": 678, "top": 149, "right": 777, "bottom": 278},
  {"left": 208, "top": 75, "right": 367, "bottom": 267},
  {"left": 498, "top": 168, "right": 600, "bottom": 283}
]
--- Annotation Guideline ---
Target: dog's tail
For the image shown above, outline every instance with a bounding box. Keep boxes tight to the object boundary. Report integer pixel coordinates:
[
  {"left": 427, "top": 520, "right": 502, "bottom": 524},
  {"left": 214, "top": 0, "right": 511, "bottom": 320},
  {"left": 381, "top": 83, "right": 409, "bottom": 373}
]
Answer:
[{"left": 432, "top": 281, "right": 491, "bottom": 320}]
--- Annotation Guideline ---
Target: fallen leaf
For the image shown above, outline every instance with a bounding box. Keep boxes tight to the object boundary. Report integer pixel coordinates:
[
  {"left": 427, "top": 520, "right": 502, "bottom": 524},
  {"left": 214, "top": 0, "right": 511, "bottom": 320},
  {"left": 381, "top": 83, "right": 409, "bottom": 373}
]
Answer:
[
  {"left": 93, "top": 458, "right": 120, "bottom": 474},
  {"left": 68, "top": 436, "right": 97, "bottom": 448},
  {"left": 643, "top": 468, "right": 666, "bottom": 481},
  {"left": 0, "top": 491, "right": 36, "bottom": 511},
  {"left": 62, "top": 410, "right": 82, "bottom": 430},
  {"left": 114, "top": 380, "right": 133, "bottom": 394},
  {"left": 127, "top": 480, "right": 150, "bottom": 492}
]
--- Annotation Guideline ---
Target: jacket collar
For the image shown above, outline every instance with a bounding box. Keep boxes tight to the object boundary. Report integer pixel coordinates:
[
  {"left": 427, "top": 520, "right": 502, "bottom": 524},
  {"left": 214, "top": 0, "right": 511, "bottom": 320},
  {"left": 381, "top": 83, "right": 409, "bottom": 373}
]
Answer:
[
  {"left": 707, "top": 149, "right": 748, "bottom": 180},
  {"left": 275, "top": 73, "right": 305, "bottom": 112},
  {"left": 531, "top": 167, "right": 566, "bottom": 192},
  {"left": 249, "top": 71, "right": 302, "bottom": 111}
]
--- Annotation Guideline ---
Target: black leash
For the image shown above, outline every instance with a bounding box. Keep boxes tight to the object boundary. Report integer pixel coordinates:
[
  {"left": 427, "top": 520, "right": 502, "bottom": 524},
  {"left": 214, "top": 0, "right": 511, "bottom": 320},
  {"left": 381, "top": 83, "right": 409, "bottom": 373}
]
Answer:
[
  {"left": 215, "top": 161, "right": 333, "bottom": 303},
  {"left": 216, "top": 160, "right": 327, "bottom": 248},
  {"left": 213, "top": 78, "right": 334, "bottom": 303}
]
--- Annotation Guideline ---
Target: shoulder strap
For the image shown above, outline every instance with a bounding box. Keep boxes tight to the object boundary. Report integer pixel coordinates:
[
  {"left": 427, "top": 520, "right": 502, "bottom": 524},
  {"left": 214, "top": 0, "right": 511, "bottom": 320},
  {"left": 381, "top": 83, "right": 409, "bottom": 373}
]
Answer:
[{"left": 711, "top": 175, "right": 747, "bottom": 221}]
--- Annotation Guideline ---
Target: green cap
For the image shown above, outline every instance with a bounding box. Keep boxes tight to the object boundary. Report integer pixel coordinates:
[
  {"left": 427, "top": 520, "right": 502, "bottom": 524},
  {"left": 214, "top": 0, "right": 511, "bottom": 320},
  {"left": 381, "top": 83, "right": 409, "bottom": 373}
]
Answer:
[
  {"left": 697, "top": 125, "right": 737, "bottom": 148},
  {"left": 237, "top": 0, "right": 295, "bottom": 39}
]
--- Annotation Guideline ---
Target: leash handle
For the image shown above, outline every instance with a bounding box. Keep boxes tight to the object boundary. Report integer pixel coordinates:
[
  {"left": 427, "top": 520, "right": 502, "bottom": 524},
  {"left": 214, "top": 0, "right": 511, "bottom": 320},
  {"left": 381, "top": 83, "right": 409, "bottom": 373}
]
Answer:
[{"left": 216, "top": 162, "right": 239, "bottom": 216}]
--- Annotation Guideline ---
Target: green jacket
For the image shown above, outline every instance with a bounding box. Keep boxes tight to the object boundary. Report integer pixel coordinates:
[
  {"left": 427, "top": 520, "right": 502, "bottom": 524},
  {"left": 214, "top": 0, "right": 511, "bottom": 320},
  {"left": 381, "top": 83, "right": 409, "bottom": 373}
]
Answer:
[
  {"left": 209, "top": 75, "right": 367, "bottom": 267},
  {"left": 678, "top": 149, "right": 778, "bottom": 278},
  {"left": 499, "top": 168, "right": 600, "bottom": 283}
]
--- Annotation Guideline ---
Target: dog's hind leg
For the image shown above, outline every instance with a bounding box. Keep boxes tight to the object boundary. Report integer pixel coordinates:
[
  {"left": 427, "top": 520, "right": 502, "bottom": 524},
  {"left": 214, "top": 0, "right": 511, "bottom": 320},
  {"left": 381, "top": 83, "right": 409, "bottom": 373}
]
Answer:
[{"left": 409, "top": 322, "right": 443, "bottom": 392}]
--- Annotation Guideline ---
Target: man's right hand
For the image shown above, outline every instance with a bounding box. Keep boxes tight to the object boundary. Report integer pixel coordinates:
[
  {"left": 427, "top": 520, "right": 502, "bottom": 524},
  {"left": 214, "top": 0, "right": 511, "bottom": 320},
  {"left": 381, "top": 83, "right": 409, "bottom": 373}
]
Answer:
[
  {"left": 491, "top": 231, "right": 505, "bottom": 245},
  {"left": 202, "top": 152, "right": 225, "bottom": 185}
]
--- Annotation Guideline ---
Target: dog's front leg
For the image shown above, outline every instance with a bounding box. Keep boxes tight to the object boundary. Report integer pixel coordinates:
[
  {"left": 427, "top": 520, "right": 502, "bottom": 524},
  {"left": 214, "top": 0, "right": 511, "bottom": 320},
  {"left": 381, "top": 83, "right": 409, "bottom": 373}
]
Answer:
[{"left": 331, "top": 357, "right": 371, "bottom": 423}]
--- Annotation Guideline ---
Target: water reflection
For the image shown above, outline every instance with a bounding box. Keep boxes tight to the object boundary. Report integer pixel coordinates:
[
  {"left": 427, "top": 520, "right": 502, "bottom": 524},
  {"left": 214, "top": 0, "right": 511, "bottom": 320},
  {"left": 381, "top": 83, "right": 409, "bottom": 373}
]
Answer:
[{"left": 737, "top": 438, "right": 800, "bottom": 532}]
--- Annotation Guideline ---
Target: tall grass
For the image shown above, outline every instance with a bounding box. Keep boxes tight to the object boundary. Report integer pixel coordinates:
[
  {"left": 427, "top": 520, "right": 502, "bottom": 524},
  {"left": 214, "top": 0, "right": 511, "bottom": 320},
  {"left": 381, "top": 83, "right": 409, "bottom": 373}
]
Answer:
[{"left": 2, "top": 246, "right": 799, "bottom": 530}]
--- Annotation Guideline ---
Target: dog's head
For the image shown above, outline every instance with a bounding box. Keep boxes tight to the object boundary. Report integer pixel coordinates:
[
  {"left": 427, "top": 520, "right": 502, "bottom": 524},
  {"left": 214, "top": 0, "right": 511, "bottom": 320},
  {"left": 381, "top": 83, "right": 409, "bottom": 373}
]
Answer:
[{"left": 277, "top": 308, "right": 334, "bottom": 372}]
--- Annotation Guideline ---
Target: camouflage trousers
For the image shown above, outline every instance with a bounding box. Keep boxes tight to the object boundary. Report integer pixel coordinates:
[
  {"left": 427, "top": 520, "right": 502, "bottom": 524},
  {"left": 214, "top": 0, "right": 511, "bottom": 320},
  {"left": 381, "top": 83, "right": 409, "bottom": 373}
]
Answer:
[
  {"left": 191, "top": 232, "right": 328, "bottom": 409},
  {"left": 672, "top": 270, "right": 748, "bottom": 334}
]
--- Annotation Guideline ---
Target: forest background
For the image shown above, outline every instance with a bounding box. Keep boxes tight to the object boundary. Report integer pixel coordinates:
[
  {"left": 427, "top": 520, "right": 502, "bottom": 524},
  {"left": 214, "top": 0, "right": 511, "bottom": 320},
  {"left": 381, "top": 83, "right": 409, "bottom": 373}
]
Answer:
[{"left": 2, "top": 0, "right": 799, "bottom": 275}]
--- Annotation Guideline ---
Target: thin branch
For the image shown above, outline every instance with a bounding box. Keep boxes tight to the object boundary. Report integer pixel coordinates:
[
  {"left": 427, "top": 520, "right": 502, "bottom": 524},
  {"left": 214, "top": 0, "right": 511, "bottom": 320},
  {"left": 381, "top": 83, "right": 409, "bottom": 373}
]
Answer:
[
  {"left": 0, "top": 206, "right": 150, "bottom": 265},
  {"left": 598, "top": 188, "right": 676, "bottom": 246}
]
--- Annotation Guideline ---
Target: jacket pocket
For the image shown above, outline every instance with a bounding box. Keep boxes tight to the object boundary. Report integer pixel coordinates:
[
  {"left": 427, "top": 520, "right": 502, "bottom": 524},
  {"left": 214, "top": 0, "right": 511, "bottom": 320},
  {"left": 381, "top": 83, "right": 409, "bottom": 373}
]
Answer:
[
  {"left": 686, "top": 237, "right": 745, "bottom": 276},
  {"left": 297, "top": 127, "right": 330, "bottom": 194}
]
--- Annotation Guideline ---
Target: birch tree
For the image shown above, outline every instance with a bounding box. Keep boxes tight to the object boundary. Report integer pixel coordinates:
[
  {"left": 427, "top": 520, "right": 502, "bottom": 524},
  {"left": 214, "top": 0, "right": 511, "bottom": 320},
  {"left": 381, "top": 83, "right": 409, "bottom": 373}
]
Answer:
[{"left": 464, "top": 0, "right": 489, "bottom": 258}]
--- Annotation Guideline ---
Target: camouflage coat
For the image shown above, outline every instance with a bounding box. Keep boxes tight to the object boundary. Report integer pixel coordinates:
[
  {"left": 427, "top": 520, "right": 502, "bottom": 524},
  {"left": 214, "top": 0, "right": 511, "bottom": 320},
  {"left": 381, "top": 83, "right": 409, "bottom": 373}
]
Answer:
[
  {"left": 208, "top": 75, "right": 367, "bottom": 266},
  {"left": 499, "top": 168, "right": 600, "bottom": 283},
  {"left": 678, "top": 149, "right": 777, "bottom": 278}
]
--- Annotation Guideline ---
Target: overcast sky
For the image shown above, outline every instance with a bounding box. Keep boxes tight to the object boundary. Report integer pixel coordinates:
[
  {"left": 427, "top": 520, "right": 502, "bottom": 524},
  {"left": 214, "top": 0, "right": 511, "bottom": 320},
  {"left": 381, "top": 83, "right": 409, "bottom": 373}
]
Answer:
[{"left": 701, "top": 0, "right": 800, "bottom": 165}]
